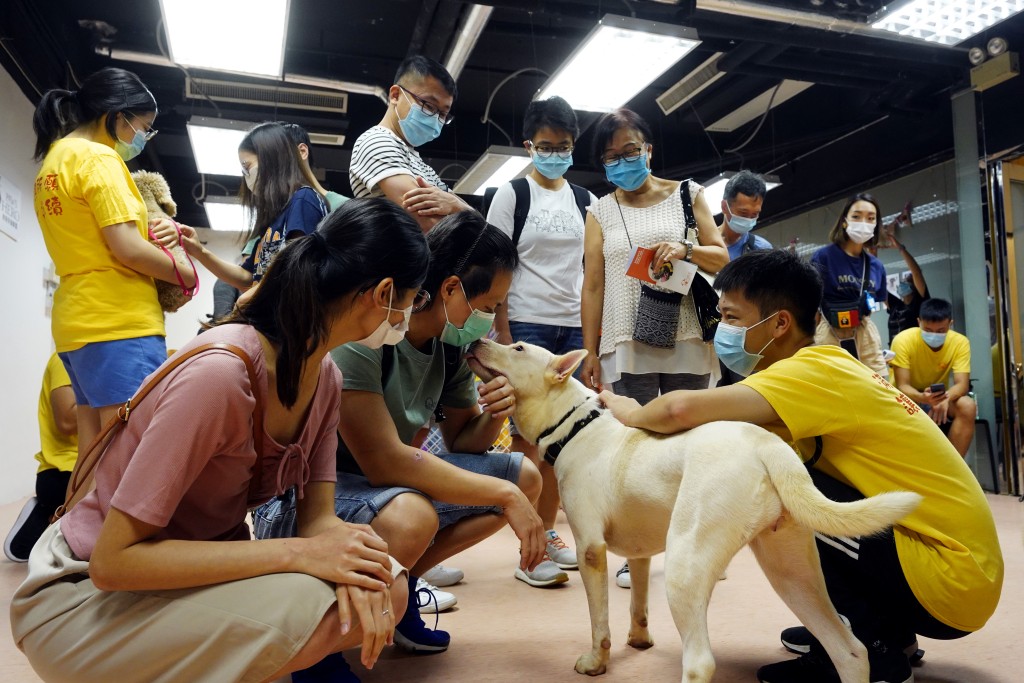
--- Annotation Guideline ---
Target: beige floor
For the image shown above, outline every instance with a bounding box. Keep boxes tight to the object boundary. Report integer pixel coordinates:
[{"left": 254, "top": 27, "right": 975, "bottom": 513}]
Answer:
[{"left": 1, "top": 494, "right": 1020, "bottom": 683}]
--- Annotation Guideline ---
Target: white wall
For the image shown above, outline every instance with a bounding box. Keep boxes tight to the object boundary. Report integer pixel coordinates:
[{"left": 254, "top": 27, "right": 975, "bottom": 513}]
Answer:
[
  {"left": 0, "top": 63, "right": 243, "bottom": 503},
  {"left": 0, "top": 67, "right": 58, "bottom": 504}
]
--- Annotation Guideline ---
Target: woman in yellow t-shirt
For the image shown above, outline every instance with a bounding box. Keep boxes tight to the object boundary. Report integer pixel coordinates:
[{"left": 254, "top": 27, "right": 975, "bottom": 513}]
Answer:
[{"left": 32, "top": 67, "right": 197, "bottom": 458}]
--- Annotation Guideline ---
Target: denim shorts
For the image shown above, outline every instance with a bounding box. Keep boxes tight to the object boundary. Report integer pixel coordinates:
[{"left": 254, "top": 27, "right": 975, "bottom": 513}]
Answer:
[
  {"left": 58, "top": 335, "right": 167, "bottom": 407},
  {"left": 252, "top": 451, "right": 525, "bottom": 540},
  {"left": 507, "top": 321, "right": 583, "bottom": 436}
]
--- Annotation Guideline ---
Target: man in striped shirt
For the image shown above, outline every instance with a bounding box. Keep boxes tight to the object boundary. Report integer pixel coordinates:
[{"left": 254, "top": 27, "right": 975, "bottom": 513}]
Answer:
[{"left": 349, "top": 55, "right": 471, "bottom": 233}]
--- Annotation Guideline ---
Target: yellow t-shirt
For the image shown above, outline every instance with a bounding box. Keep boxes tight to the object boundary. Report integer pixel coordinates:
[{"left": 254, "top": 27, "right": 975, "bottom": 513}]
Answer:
[
  {"left": 34, "top": 137, "right": 164, "bottom": 352},
  {"left": 890, "top": 327, "right": 971, "bottom": 390},
  {"left": 741, "top": 345, "right": 1002, "bottom": 632},
  {"left": 35, "top": 353, "right": 79, "bottom": 473}
]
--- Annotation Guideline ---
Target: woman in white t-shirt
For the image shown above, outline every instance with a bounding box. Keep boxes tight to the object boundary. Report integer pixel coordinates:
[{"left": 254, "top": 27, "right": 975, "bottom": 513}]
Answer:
[
  {"left": 579, "top": 108, "right": 729, "bottom": 587},
  {"left": 487, "top": 96, "right": 597, "bottom": 588}
]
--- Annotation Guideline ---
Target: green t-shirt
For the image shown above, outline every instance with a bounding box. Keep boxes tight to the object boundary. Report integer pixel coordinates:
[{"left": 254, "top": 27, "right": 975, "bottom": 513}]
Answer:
[
  {"left": 325, "top": 191, "right": 349, "bottom": 212},
  {"left": 331, "top": 338, "right": 477, "bottom": 474}
]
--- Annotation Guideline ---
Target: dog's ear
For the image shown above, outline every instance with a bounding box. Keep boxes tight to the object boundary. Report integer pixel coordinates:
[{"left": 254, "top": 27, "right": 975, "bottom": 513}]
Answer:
[
  {"left": 548, "top": 349, "right": 588, "bottom": 384},
  {"left": 157, "top": 195, "right": 178, "bottom": 217}
]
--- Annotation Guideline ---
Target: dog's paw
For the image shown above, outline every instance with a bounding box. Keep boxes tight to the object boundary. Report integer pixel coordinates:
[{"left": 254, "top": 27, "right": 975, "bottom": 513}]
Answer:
[
  {"left": 626, "top": 630, "right": 654, "bottom": 649},
  {"left": 574, "top": 652, "right": 608, "bottom": 676}
]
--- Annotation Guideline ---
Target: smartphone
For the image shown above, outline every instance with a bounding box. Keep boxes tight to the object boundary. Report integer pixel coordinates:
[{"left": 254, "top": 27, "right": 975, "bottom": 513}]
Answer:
[{"left": 929, "top": 383, "right": 946, "bottom": 394}]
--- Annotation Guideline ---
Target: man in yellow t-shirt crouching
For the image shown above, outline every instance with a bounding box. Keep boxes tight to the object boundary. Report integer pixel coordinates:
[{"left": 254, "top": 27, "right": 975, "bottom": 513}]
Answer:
[
  {"left": 4, "top": 353, "right": 79, "bottom": 562},
  {"left": 890, "top": 298, "right": 976, "bottom": 457},
  {"left": 599, "top": 250, "right": 1002, "bottom": 683}
]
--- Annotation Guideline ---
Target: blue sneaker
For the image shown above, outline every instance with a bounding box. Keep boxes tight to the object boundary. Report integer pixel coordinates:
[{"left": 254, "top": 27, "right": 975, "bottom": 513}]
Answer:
[
  {"left": 394, "top": 575, "right": 451, "bottom": 653},
  {"left": 291, "top": 651, "right": 359, "bottom": 683}
]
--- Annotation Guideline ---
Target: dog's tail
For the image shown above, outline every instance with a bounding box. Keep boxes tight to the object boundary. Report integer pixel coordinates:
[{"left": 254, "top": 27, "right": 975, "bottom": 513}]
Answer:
[{"left": 761, "top": 442, "right": 921, "bottom": 538}]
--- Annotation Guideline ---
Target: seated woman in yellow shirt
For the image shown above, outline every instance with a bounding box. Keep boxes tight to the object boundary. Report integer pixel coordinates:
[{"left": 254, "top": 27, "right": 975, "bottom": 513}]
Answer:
[
  {"left": 890, "top": 298, "right": 976, "bottom": 457},
  {"left": 600, "top": 250, "right": 1002, "bottom": 683}
]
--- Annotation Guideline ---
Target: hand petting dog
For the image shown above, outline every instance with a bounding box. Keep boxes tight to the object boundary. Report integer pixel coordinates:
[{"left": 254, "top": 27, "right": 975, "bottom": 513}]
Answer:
[
  {"left": 597, "top": 390, "right": 641, "bottom": 426},
  {"left": 477, "top": 374, "right": 517, "bottom": 420}
]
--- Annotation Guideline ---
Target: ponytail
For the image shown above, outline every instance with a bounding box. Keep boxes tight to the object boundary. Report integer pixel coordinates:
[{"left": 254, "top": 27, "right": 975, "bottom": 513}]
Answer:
[
  {"left": 32, "top": 67, "right": 156, "bottom": 161},
  {"left": 211, "top": 198, "right": 429, "bottom": 407},
  {"left": 32, "top": 90, "right": 76, "bottom": 160}
]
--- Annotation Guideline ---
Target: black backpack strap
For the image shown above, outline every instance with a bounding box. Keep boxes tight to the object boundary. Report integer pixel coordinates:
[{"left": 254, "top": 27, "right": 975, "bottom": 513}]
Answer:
[
  {"left": 483, "top": 186, "right": 498, "bottom": 218},
  {"left": 741, "top": 232, "right": 756, "bottom": 254},
  {"left": 433, "top": 342, "right": 464, "bottom": 423},
  {"left": 380, "top": 345, "right": 395, "bottom": 384},
  {"left": 569, "top": 183, "right": 590, "bottom": 222},
  {"left": 510, "top": 177, "right": 531, "bottom": 247}
]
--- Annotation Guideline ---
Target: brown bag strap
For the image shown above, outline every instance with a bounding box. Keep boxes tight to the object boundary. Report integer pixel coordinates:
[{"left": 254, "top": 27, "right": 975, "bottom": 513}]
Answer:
[{"left": 54, "top": 341, "right": 265, "bottom": 521}]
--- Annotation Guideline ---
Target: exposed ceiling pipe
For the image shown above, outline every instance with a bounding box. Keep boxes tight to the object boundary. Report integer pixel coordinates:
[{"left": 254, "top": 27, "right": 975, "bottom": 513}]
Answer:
[
  {"left": 695, "top": 0, "right": 969, "bottom": 60},
  {"left": 94, "top": 46, "right": 388, "bottom": 102}
]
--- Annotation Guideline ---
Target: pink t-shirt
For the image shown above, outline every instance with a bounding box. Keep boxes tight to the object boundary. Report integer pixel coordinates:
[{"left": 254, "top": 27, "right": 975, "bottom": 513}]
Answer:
[{"left": 61, "top": 324, "right": 341, "bottom": 561}]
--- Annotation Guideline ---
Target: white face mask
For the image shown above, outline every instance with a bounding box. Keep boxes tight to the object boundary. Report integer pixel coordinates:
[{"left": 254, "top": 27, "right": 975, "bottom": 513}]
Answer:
[
  {"left": 354, "top": 288, "right": 411, "bottom": 349},
  {"left": 243, "top": 165, "right": 258, "bottom": 192},
  {"left": 845, "top": 220, "right": 875, "bottom": 244}
]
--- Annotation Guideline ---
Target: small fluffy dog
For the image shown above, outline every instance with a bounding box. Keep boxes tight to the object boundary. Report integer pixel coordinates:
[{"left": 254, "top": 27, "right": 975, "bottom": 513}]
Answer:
[
  {"left": 465, "top": 339, "right": 921, "bottom": 683},
  {"left": 132, "top": 170, "right": 194, "bottom": 313}
]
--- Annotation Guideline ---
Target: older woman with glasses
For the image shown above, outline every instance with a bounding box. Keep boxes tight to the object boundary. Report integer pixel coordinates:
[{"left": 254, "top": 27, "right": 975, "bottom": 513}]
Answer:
[{"left": 579, "top": 108, "right": 729, "bottom": 588}]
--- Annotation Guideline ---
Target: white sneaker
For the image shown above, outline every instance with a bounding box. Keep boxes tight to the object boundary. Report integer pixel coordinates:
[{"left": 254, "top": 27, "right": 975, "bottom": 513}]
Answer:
[
  {"left": 545, "top": 530, "right": 577, "bottom": 569},
  {"left": 514, "top": 555, "right": 569, "bottom": 588},
  {"left": 415, "top": 577, "right": 457, "bottom": 613},
  {"left": 420, "top": 563, "right": 464, "bottom": 587},
  {"left": 615, "top": 561, "right": 631, "bottom": 589}
]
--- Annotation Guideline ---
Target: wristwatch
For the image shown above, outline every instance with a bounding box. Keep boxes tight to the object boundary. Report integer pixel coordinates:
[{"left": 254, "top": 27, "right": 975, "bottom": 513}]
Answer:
[{"left": 682, "top": 240, "right": 694, "bottom": 262}]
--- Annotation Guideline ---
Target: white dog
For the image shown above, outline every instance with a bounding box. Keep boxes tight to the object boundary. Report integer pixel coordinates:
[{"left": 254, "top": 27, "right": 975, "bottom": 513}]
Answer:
[{"left": 465, "top": 339, "right": 921, "bottom": 683}]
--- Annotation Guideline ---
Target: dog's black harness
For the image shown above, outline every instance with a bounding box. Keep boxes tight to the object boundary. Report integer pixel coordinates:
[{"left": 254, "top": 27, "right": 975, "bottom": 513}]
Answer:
[{"left": 536, "top": 402, "right": 603, "bottom": 466}]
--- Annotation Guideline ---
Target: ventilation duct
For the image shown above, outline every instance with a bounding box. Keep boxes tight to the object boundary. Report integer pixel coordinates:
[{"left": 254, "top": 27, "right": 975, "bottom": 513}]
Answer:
[
  {"left": 656, "top": 52, "right": 726, "bottom": 115},
  {"left": 186, "top": 77, "right": 348, "bottom": 113}
]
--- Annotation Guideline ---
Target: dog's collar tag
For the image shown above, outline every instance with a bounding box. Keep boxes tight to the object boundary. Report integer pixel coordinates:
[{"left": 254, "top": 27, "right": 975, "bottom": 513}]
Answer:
[{"left": 543, "top": 409, "right": 602, "bottom": 466}]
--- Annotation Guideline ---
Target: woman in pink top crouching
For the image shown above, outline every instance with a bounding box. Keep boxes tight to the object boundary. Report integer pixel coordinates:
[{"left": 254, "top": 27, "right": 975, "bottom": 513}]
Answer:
[{"left": 11, "top": 198, "right": 430, "bottom": 683}]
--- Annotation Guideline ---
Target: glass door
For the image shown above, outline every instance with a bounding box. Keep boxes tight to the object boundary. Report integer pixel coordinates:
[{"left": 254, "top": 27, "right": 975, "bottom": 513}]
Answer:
[{"left": 987, "top": 159, "right": 1024, "bottom": 497}]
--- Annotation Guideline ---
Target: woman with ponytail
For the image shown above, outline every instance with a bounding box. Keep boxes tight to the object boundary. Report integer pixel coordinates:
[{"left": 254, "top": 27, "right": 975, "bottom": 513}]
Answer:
[
  {"left": 11, "top": 199, "right": 430, "bottom": 683},
  {"left": 32, "top": 67, "right": 197, "bottom": 462}
]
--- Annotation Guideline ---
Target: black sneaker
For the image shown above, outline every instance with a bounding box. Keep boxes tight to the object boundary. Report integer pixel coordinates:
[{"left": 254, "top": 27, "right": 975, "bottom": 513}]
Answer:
[
  {"left": 757, "top": 649, "right": 913, "bottom": 683},
  {"left": 393, "top": 575, "right": 451, "bottom": 653},
  {"left": 780, "top": 625, "right": 924, "bottom": 663},
  {"left": 4, "top": 497, "right": 46, "bottom": 563}
]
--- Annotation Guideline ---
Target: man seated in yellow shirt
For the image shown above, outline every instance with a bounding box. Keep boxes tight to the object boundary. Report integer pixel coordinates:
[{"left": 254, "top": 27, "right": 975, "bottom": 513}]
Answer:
[
  {"left": 4, "top": 353, "right": 78, "bottom": 563},
  {"left": 890, "top": 298, "right": 976, "bottom": 457},
  {"left": 599, "top": 250, "right": 1002, "bottom": 683}
]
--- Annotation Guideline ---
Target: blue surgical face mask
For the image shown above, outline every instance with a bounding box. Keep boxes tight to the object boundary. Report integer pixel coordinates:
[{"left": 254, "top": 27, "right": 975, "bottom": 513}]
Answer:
[
  {"left": 115, "top": 115, "right": 148, "bottom": 162},
  {"left": 398, "top": 90, "right": 444, "bottom": 147},
  {"left": 725, "top": 205, "right": 757, "bottom": 233},
  {"left": 921, "top": 330, "right": 947, "bottom": 348},
  {"left": 713, "top": 312, "right": 779, "bottom": 377},
  {"left": 440, "top": 283, "right": 496, "bottom": 346},
  {"left": 532, "top": 152, "right": 572, "bottom": 180},
  {"left": 897, "top": 282, "right": 913, "bottom": 298},
  {"left": 605, "top": 152, "right": 651, "bottom": 191}
]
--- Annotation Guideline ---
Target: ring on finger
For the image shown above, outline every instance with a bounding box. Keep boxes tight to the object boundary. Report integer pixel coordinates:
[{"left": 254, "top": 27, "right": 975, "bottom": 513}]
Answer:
[{"left": 381, "top": 609, "right": 390, "bottom": 616}]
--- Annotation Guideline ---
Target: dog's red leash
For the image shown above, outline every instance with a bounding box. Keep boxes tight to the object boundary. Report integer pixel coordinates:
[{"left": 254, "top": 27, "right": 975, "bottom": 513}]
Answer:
[{"left": 148, "top": 220, "right": 200, "bottom": 297}]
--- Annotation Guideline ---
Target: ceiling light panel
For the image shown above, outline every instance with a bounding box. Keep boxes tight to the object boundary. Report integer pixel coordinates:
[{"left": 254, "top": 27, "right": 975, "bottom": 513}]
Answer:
[
  {"left": 871, "top": 0, "right": 1024, "bottom": 46},
  {"left": 452, "top": 146, "right": 532, "bottom": 196},
  {"left": 160, "top": 0, "right": 290, "bottom": 77},
  {"left": 203, "top": 197, "right": 249, "bottom": 231},
  {"left": 187, "top": 117, "right": 251, "bottom": 176},
  {"left": 705, "top": 80, "right": 813, "bottom": 133},
  {"left": 536, "top": 14, "right": 701, "bottom": 113}
]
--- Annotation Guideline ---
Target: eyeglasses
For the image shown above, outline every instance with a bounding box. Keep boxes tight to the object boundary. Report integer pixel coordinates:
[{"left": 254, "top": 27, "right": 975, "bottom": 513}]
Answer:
[
  {"left": 399, "top": 86, "right": 454, "bottom": 125},
  {"left": 240, "top": 163, "right": 258, "bottom": 177},
  {"left": 527, "top": 141, "right": 573, "bottom": 159},
  {"left": 123, "top": 112, "right": 158, "bottom": 141},
  {"left": 601, "top": 144, "right": 648, "bottom": 168},
  {"left": 412, "top": 289, "right": 432, "bottom": 312}
]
